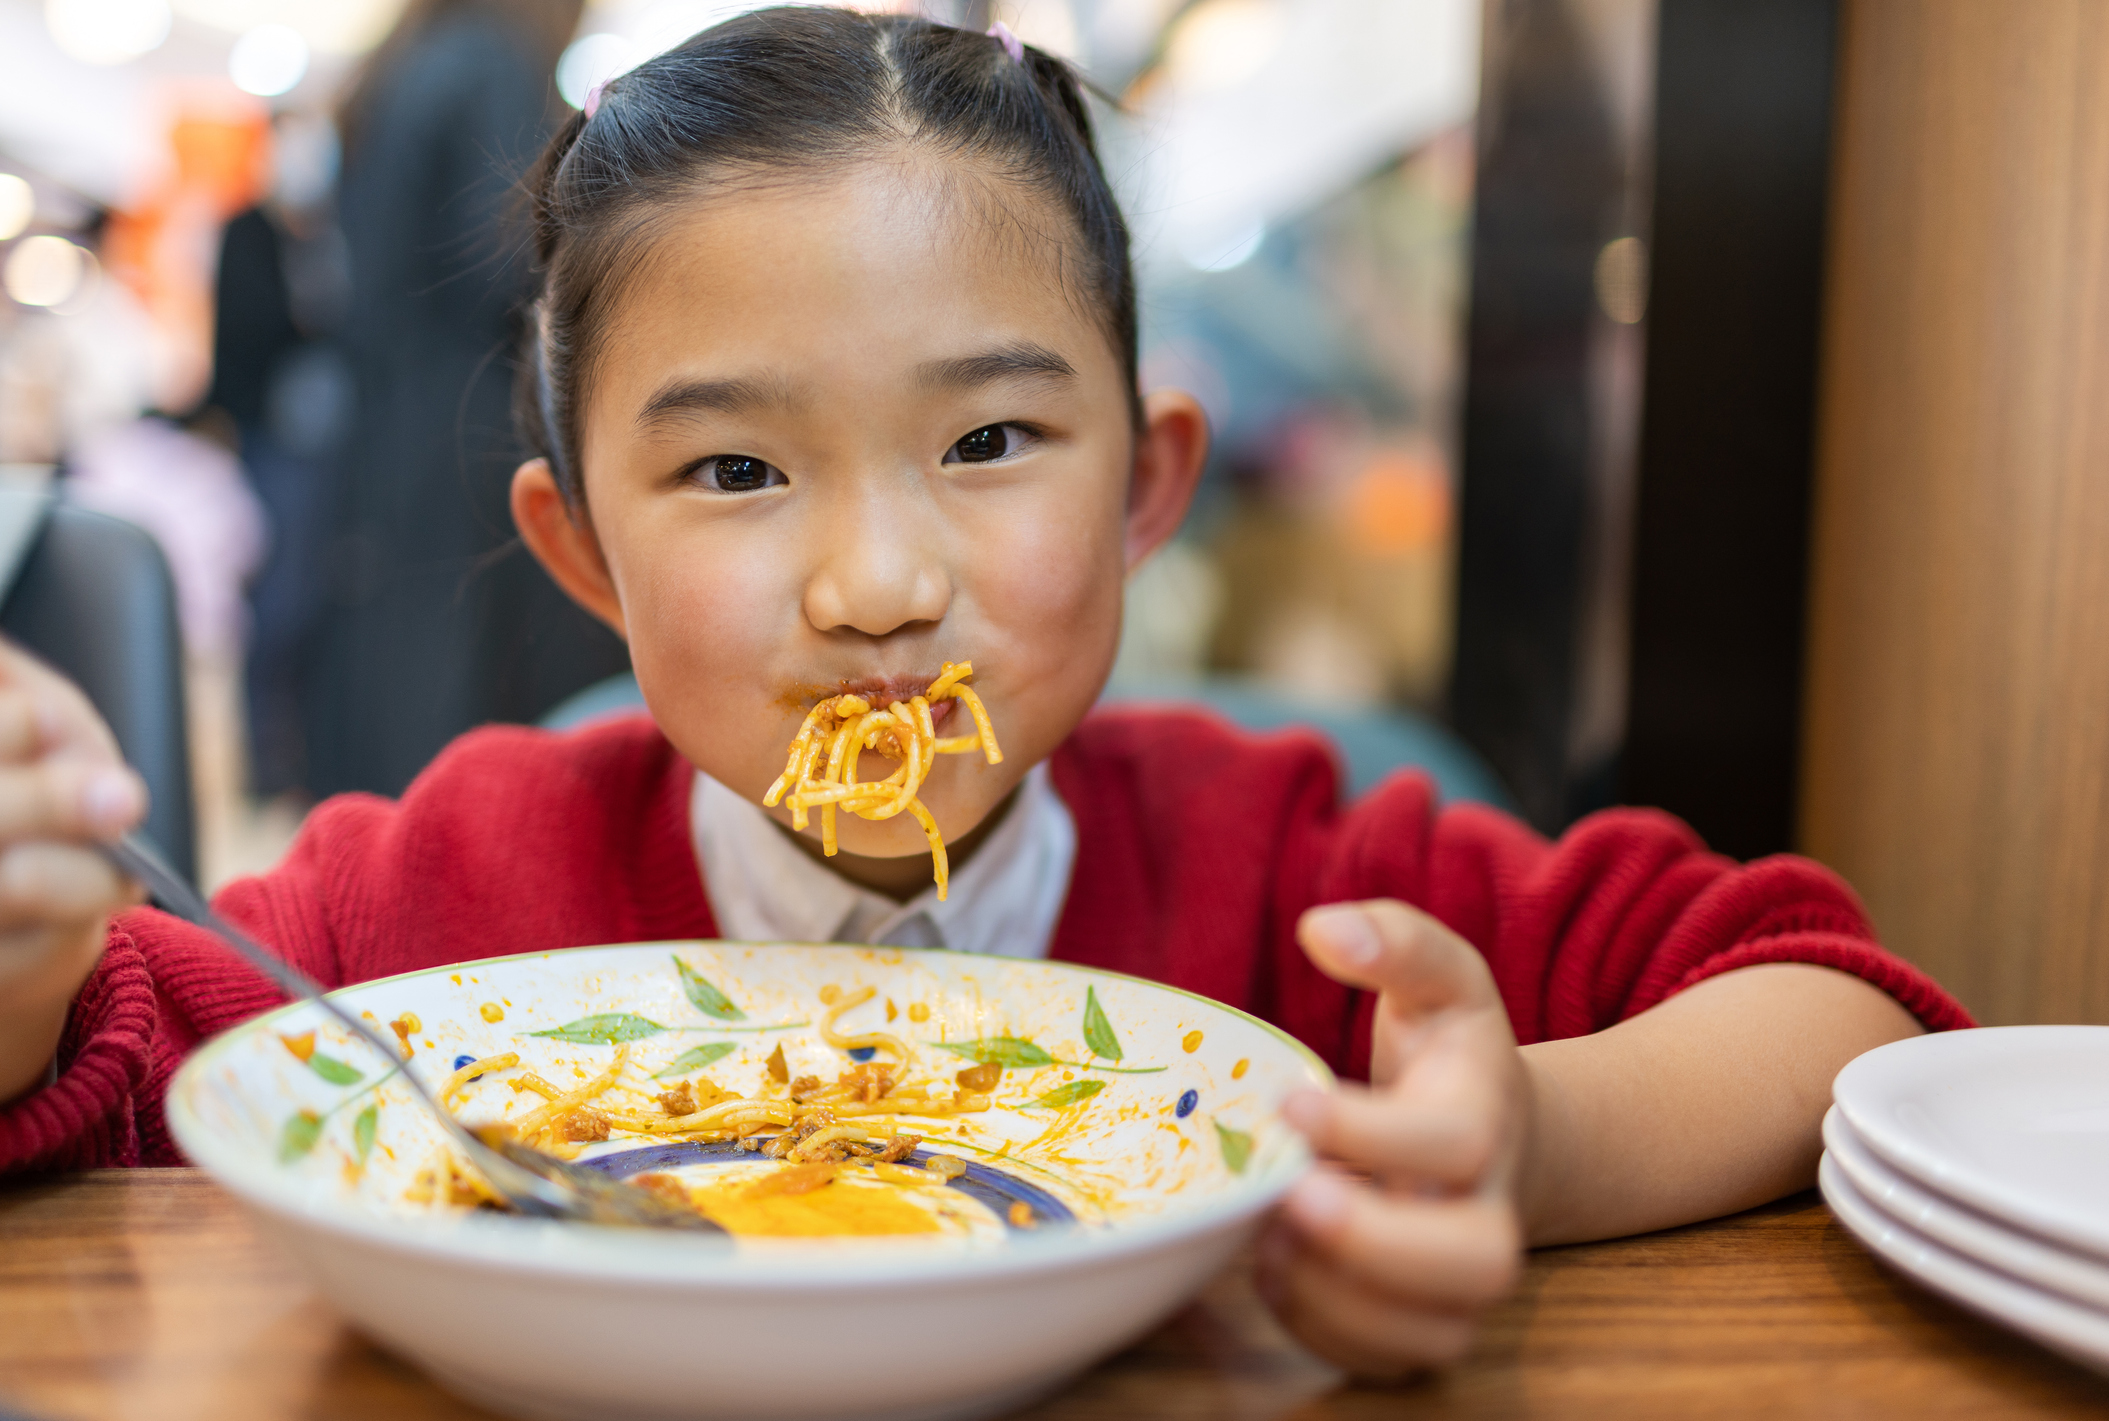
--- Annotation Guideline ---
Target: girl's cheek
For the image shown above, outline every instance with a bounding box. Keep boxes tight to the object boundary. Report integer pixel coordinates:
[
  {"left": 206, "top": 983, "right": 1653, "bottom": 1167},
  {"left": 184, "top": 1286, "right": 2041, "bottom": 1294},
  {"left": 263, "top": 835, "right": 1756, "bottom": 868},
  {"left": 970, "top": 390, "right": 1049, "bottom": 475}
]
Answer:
[
  {"left": 613, "top": 517, "right": 793, "bottom": 701},
  {"left": 957, "top": 468, "right": 1126, "bottom": 703}
]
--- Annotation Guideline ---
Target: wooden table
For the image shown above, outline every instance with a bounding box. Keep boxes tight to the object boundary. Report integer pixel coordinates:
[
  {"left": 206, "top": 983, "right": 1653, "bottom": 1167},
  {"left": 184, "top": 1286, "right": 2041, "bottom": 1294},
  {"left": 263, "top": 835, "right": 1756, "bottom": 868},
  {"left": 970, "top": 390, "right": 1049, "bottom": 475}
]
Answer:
[{"left": 0, "top": 1171, "right": 2104, "bottom": 1419}]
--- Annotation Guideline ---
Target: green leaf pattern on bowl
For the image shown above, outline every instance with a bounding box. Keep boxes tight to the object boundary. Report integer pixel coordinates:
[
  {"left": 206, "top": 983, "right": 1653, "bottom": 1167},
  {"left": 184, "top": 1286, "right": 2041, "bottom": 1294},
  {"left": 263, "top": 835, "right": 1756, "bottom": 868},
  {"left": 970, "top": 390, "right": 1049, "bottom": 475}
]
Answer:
[
  {"left": 530, "top": 1012, "right": 673, "bottom": 1044},
  {"left": 1031, "top": 1079, "right": 1107, "bottom": 1109},
  {"left": 654, "top": 1041, "right": 738, "bottom": 1078},
  {"left": 274, "top": 1058, "right": 402, "bottom": 1171},
  {"left": 279, "top": 1109, "right": 322, "bottom": 1163},
  {"left": 932, "top": 1036, "right": 1056, "bottom": 1069},
  {"left": 306, "top": 1052, "right": 363, "bottom": 1086},
  {"left": 1081, "top": 986, "right": 1122, "bottom": 1061},
  {"left": 675, "top": 956, "right": 746, "bottom": 1021}
]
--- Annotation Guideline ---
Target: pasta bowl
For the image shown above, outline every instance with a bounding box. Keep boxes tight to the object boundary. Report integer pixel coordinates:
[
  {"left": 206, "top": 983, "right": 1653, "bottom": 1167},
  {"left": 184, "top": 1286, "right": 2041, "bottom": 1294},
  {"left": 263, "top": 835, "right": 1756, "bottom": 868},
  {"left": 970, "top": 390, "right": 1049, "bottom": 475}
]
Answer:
[{"left": 165, "top": 941, "right": 1329, "bottom": 1420}]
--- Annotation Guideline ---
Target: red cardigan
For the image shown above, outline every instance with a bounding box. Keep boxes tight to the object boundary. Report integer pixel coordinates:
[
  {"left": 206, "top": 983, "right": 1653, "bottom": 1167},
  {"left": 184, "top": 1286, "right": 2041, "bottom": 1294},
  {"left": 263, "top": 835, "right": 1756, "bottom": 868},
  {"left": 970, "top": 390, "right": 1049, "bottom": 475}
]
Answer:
[{"left": 0, "top": 709, "right": 1971, "bottom": 1172}]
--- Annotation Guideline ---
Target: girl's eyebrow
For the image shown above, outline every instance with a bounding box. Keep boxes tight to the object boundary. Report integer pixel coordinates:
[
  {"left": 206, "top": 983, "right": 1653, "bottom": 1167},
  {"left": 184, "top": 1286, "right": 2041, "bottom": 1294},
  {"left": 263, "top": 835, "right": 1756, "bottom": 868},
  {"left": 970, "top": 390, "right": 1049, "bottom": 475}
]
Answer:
[
  {"left": 635, "top": 372, "right": 804, "bottom": 429},
  {"left": 916, "top": 343, "right": 1077, "bottom": 392},
  {"left": 632, "top": 343, "right": 1075, "bottom": 433}
]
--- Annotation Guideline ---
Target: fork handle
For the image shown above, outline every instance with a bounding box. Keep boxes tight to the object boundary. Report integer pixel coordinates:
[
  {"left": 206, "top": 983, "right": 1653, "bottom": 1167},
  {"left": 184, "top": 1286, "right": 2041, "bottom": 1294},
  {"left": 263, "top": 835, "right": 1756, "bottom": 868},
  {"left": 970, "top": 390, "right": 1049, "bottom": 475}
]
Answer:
[
  {"left": 95, "top": 835, "right": 530, "bottom": 1188},
  {"left": 96, "top": 833, "right": 717, "bottom": 1229},
  {"left": 98, "top": 834, "right": 411, "bottom": 1078}
]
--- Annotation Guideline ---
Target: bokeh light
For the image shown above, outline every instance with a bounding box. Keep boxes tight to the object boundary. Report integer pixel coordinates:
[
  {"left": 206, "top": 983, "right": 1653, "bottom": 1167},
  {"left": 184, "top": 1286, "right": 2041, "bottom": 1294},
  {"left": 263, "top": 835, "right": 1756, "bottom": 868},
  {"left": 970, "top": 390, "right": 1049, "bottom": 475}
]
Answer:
[
  {"left": 1182, "top": 221, "right": 1266, "bottom": 273},
  {"left": 229, "top": 24, "right": 311, "bottom": 98},
  {"left": 4, "top": 236, "right": 88, "bottom": 308},
  {"left": 1594, "top": 236, "right": 1649, "bottom": 325},
  {"left": 1164, "top": 0, "right": 1283, "bottom": 96},
  {"left": 998, "top": 0, "right": 1080, "bottom": 60},
  {"left": 43, "top": 0, "right": 173, "bottom": 66},
  {"left": 556, "top": 33, "right": 637, "bottom": 111},
  {"left": 0, "top": 176, "right": 33, "bottom": 244},
  {"left": 560, "top": 2, "right": 814, "bottom": 107}
]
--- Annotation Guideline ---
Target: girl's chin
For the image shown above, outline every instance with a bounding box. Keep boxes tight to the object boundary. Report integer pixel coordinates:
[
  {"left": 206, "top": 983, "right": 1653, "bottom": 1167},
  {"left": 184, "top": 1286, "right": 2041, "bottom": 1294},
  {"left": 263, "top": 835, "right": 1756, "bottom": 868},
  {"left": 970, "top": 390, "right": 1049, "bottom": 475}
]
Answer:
[
  {"left": 785, "top": 787, "right": 1012, "bottom": 861},
  {"left": 814, "top": 815, "right": 978, "bottom": 861},
  {"left": 814, "top": 838, "right": 940, "bottom": 863}
]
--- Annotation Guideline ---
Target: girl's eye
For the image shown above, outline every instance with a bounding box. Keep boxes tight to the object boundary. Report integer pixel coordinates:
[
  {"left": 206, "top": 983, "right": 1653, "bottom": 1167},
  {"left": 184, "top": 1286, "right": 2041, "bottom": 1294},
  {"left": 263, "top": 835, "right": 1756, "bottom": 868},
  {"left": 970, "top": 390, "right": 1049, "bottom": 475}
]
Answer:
[
  {"left": 944, "top": 424, "right": 1033, "bottom": 465},
  {"left": 686, "top": 454, "right": 786, "bottom": 493}
]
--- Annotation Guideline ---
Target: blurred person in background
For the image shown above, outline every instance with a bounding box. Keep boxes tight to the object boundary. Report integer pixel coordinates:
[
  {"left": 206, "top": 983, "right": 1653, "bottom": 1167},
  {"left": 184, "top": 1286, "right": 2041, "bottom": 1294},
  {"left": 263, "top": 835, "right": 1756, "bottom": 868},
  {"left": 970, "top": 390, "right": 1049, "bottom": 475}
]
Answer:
[
  {"left": 0, "top": 208, "right": 183, "bottom": 469},
  {"left": 315, "top": 0, "right": 626, "bottom": 798},
  {"left": 201, "top": 114, "right": 351, "bottom": 804}
]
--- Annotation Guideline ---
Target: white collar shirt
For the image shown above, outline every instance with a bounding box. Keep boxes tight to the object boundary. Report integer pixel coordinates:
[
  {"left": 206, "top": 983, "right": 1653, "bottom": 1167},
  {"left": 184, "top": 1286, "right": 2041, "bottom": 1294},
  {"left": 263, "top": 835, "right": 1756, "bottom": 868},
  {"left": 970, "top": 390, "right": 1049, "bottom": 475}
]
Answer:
[{"left": 689, "top": 763, "right": 1076, "bottom": 959}]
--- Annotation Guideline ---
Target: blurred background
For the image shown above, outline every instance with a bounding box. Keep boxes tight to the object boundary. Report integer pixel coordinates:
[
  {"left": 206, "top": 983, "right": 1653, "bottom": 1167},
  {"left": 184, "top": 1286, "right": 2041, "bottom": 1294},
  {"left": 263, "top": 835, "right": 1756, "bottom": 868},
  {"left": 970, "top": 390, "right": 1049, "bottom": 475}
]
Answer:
[
  {"left": 6, "top": 0, "right": 2095, "bottom": 1026},
  {"left": 0, "top": 0, "right": 1537, "bottom": 886}
]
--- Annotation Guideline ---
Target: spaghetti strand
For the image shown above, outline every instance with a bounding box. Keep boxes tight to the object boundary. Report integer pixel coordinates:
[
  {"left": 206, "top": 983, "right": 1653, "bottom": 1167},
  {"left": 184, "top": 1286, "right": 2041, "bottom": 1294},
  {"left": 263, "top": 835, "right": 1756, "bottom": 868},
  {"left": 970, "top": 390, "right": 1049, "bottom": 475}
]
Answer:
[{"left": 769, "top": 664, "right": 998, "bottom": 900}]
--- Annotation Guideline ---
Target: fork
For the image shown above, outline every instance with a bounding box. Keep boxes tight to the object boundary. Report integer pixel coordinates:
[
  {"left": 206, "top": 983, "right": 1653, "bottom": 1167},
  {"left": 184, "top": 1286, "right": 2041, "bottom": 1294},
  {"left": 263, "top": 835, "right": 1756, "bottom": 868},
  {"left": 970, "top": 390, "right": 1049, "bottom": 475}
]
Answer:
[{"left": 100, "top": 832, "right": 722, "bottom": 1232}]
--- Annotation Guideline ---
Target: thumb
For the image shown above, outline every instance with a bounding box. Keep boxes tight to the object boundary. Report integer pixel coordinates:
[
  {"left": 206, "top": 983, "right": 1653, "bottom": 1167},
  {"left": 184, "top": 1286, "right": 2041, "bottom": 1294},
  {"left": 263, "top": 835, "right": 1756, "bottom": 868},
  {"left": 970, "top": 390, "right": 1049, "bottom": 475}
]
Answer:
[{"left": 1298, "top": 899, "right": 1501, "bottom": 1018}]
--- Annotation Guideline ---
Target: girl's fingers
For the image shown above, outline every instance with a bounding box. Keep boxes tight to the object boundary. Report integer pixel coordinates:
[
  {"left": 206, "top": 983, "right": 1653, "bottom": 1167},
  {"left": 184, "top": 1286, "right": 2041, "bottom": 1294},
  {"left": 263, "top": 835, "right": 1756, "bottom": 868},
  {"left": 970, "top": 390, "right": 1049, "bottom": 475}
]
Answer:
[
  {"left": 1298, "top": 899, "right": 1500, "bottom": 1016},
  {"left": 0, "top": 842, "right": 140, "bottom": 929},
  {"left": 0, "top": 640, "right": 120, "bottom": 760},
  {"left": 1299, "top": 898, "right": 1521, "bottom": 1091},
  {"left": 1256, "top": 1219, "right": 1479, "bottom": 1378},
  {"left": 1284, "top": 1077, "right": 1502, "bottom": 1187},
  {"left": 1280, "top": 1169, "right": 1522, "bottom": 1311},
  {"left": 1284, "top": 1001, "right": 1521, "bottom": 1186},
  {"left": 1280, "top": 917, "right": 1525, "bottom": 1376},
  {"left": 0, "top": 691, "right": 44, "bottom": 765},
  {"left": 0, "top": 760, "right": 146, "bottom": 843}
]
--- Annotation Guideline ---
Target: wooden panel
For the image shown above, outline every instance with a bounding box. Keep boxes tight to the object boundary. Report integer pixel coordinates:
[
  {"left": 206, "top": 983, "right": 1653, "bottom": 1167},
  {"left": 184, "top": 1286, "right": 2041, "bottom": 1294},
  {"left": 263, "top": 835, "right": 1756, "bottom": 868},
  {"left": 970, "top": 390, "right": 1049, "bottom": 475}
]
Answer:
[{"left": 1802, "top": 0, "right": 2109, "bottom": 1024}]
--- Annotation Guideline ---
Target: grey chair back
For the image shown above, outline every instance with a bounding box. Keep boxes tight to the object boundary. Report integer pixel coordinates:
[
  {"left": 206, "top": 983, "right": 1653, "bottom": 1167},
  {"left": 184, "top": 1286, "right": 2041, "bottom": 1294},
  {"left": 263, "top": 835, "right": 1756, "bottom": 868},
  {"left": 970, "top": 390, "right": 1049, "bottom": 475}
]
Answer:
[{"left": 0, "top": 497, "right": 196, "bottom": 882}]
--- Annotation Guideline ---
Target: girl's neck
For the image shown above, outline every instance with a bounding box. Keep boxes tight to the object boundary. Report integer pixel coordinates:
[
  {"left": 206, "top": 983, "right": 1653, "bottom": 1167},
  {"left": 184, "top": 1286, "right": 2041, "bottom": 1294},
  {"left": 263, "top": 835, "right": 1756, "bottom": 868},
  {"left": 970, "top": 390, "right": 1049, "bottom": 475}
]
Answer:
[{"left": 772, "top": 785, "right": 1021, "bottom": 904}]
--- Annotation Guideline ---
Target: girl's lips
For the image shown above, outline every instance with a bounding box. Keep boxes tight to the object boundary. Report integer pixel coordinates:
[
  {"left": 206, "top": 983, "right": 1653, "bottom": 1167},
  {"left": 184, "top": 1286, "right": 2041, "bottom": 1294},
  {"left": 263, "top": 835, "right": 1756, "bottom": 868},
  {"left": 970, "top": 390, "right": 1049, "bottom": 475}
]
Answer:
[{"left": 806, "top": 675, "right": 961, "bottom": 725}]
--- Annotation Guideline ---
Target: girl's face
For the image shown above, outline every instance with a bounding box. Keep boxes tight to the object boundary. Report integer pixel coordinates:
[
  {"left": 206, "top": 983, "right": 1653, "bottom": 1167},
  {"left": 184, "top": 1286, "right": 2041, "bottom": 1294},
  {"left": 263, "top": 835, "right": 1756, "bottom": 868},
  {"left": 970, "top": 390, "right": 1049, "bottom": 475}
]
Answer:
[{"left": 516, "top": 161, "right": 1206, "bottom": 868}]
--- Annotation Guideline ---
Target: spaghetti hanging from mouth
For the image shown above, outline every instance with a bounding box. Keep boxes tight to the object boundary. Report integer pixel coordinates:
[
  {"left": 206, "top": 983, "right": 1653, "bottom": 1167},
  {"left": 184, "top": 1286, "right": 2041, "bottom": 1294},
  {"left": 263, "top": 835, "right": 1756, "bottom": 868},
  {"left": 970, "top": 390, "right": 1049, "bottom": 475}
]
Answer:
[{"left": 762, "top": 661, "right": 1002, "bottom": 900}]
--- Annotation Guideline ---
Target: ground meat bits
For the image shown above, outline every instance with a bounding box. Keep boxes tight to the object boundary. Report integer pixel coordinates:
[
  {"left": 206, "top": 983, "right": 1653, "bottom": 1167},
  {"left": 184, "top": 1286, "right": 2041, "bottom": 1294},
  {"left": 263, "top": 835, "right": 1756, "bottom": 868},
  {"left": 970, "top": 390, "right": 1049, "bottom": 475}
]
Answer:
[
  {"left": 788, "top": 1074, "right": 827, "bottom": 1103},
  {"left": 839, "top": 1063, "right": 895, "bottom": 1103},
  {"left": 555, "top": 1108, "right": 611, "bottom": 1143},
  {"left": 758, "top": 1118, "right": 923, "bottom": 1167},
  {"left": 764, "top": 1110, "right": 836, "bottom": 1159},
  {"left": 656, "top": 1082, "right": 696, "bottom": 1116}
]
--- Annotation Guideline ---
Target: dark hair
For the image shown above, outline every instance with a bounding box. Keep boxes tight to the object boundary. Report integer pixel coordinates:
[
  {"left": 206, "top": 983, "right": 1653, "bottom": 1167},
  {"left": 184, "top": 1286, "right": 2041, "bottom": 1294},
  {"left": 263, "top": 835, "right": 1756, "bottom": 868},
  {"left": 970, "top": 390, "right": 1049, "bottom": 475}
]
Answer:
[{"left": 515, "top": 5, "right": 1138, "bottom": 509}]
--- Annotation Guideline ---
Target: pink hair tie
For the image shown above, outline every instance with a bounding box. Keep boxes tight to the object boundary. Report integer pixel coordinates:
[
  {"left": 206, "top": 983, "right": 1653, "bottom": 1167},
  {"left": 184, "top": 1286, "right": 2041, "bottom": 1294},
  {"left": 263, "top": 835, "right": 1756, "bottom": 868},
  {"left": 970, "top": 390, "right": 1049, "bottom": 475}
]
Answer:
[
  {"left": 986, "top": 21, "right": 1024, "bottom": 64},
  {"left": 583, "top": 81, "right": 607, "bottom": 119}
]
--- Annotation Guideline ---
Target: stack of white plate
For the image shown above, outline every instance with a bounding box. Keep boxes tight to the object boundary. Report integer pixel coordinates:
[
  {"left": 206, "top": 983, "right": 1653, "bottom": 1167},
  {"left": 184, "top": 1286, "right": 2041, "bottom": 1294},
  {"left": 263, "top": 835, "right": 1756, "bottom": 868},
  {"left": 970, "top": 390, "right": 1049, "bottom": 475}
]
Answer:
[{"left": 1824, "top": 1025, "right": 2109, "bottom": 1372}]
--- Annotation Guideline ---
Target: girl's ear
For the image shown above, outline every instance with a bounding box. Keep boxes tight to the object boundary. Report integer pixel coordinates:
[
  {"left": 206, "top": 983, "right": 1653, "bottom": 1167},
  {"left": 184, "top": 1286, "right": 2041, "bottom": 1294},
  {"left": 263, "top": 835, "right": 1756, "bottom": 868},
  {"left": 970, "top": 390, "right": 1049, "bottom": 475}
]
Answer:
[
  {"left": 1125, "top": 389, "right": 1210, "bottom": 573},
  {"left": 511, "top": 460, "right": 629, "bottom": 639}
]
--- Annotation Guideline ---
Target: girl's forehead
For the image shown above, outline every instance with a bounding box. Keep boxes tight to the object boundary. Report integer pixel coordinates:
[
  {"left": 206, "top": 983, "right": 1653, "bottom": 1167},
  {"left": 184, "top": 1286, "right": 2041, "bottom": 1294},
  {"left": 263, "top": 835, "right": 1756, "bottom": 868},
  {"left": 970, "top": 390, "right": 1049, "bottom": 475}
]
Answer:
[{"left": 603, "top": 163, "right": 1102, "bottom": 382}]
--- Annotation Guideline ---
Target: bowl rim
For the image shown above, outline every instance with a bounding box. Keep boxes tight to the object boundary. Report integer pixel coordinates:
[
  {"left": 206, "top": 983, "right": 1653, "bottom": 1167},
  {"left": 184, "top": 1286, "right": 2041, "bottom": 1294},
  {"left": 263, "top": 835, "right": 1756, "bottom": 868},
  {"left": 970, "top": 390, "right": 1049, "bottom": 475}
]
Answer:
[{"left": 166, "top": 939, "right": 1333, "bottom": 1288}]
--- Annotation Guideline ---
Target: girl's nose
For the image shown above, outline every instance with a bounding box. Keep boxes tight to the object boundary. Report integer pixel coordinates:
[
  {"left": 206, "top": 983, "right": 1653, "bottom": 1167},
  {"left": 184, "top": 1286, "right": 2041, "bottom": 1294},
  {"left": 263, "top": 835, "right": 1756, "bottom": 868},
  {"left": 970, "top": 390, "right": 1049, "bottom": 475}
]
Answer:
[{"left": 802, "top": 486, "right": 953, "bottom": 638}]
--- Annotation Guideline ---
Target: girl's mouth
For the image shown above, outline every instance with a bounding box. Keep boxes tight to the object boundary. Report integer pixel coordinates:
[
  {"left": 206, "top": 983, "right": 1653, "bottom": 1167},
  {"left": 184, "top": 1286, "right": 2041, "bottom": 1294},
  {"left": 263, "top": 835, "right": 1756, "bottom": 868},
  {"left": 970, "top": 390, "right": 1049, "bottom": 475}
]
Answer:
[{"left": 790, "top": 675, "right": 961, "bottom": 727}]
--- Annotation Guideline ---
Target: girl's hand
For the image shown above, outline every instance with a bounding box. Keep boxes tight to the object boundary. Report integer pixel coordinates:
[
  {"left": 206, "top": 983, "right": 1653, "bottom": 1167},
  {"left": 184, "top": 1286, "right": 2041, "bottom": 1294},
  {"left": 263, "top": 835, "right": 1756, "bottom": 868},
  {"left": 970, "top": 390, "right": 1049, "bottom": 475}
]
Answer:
[
  {"left": 0, "top": 638, "right": 147, "bottom": 1105},
  {"left": 1257, "top": 899, "right": 1529, "bottom": 1378}
]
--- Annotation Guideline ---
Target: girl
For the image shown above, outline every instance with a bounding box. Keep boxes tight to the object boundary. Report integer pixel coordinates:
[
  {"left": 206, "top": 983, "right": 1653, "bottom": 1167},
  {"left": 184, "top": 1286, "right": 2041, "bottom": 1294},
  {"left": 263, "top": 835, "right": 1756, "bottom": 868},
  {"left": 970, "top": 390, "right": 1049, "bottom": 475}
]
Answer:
[{"left": 0, "top": 8, "right": 1966, "bottom": 1379}]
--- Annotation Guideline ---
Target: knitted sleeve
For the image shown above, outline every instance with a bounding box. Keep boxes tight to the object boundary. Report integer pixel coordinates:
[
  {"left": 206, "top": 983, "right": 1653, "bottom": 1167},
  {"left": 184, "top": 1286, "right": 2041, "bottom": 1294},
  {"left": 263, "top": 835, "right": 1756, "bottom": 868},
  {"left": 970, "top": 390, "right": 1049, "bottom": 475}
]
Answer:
[
  {"left": 0, "top": 932, "right": 161, "bottom": 1170},
  {"left": 0, "top": 888, "right": 340, "bottom": 1175},
  {"left": 1047, "top": 707, "right": 1971, "bottom": 1083},
  {"left": 1302, "top": 777, "right": 1975, "bottom": 1079}
]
